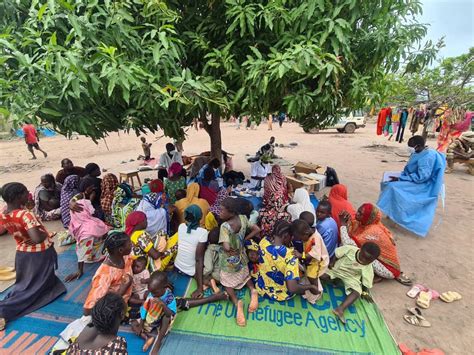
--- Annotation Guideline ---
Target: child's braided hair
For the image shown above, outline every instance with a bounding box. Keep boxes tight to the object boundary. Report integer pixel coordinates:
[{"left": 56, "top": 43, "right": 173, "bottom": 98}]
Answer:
[
  {"left": 90, "top": 292, "right": 125, "bottom": 335},
  {"left": 103, "top": 231, "right": 129, "bottom": 255}
]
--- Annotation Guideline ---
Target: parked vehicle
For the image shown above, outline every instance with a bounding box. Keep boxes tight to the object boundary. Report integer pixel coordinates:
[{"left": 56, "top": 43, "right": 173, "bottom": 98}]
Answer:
[{"left": 303, "top": 110, "right": 366, "bottom": 134}]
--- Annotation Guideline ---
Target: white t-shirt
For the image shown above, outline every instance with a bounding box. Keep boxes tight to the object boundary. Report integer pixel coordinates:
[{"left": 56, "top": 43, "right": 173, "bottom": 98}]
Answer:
[
  {"left": 158, "top": 151, "right": 183, "bottom": 169},
  {"left": 174, "top": 224, "right": 208, "bottom": 276}
]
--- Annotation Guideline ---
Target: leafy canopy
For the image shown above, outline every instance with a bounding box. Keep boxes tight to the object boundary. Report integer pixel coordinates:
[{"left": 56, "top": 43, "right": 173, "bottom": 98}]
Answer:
[{"left": 1, "top": 0, "right": 438, "bottom": 140}]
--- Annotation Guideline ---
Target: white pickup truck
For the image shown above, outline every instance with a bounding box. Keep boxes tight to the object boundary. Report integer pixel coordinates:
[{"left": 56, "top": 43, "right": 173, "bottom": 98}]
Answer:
[{"left": 303, "top": 110, "right": 366, "bottom": 134}]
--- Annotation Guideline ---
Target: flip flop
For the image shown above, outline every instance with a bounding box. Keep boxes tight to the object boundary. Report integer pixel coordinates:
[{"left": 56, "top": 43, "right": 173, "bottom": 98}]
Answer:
[
  {"left": 0, "top": 267, "right": 15, "bottom": 274},
  {"left": 0, "top": 272, "right": 15, "bottom": 281},
  {"left": 396, "top": 273, "right": 413, "bottom": 286},
  {"left": 440, "top": 291, "right": 462, "bottom": 303},
  {"left": 407, "top": 284, "right": 426, "bottom": 298},
  {"left": 407, "top": 307, "right": 426, "bottom": 320},
  {"left": 416, "top": 291, "right": 434, "bottom": 309},
  {"left": 403, "top": 314, "right": 431, "bottom": 327}
]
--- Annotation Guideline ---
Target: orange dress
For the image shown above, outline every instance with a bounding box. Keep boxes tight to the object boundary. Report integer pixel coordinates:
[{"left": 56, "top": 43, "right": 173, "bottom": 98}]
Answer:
[{"left": 84, "top": 256, "right": 133, "bottom": 310}]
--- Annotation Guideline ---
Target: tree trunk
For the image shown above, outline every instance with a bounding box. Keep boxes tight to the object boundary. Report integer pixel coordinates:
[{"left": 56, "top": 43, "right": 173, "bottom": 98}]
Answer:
[{"left": 201, "top": 113, "right": 222, "bottom": 160}]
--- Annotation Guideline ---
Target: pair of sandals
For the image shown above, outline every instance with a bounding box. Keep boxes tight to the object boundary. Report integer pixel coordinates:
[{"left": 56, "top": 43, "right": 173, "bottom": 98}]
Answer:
[
  {"left": 408, "top": 284, "right": 462, "bottom": 309},
  {"left": 403, "top": 307, "right": 431, "bottom": 328}
]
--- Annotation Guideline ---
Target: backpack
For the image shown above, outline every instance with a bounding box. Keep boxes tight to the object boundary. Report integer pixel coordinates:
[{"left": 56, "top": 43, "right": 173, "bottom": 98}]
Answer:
[{"left": 325, "top": 167, "right": 340, "bottom": 187}]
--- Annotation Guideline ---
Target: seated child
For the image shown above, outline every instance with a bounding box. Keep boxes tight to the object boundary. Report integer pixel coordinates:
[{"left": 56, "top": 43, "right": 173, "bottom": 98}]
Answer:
[
  {"left": 297, "top": 211, "right": 315, "bottom": 253},
  {"left": 246, "top": 240, "right": 260, "bottom": 283},
  {"left": 315, "top": 201, "right": 338, "bottom": 258},
  {"left": 129, "top": 256, "right": 150, "bottom": 320},
  {"left": 203, "top": 228, "right": 221, "bottom": 293},
  {"left": 325, "top": 243, "right": 381, "bottom": 323},
  {"left": 65, "top": 193, "right": 111, "bottom": 282},
  {"left": 291, "top": 219, "right": 330, "bottom": 303},
  {"left": 133, "top": 271, "right": 177, "bottom": 352},
  {"left": 236, "top": 198, "right": 259, "bottom": 227}
]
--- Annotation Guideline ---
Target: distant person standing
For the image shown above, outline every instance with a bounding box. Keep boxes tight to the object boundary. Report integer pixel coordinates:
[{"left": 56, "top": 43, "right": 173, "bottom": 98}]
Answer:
[
  {"left": 278, "top": 112, "right": 286, "bottom": 128},
  {"left": 140, "top": 137, "right": 152, "bottom": 161},
  {"left": 22, "top": 121, "right": 47, "bottom": 160},
  {"left": 267, "top": 114, "right": 273, "bottom": 131}
]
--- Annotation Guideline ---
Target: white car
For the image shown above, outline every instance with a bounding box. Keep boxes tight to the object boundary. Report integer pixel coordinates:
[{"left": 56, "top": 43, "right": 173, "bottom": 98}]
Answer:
[{"left": 303, "top": 110, "right": 366, "bottom": 134}]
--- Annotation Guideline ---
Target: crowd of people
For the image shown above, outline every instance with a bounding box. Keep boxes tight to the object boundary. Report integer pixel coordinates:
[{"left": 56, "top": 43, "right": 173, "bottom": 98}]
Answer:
[{"left": 0, "top": 135, "right": 446, "bottom": 354}]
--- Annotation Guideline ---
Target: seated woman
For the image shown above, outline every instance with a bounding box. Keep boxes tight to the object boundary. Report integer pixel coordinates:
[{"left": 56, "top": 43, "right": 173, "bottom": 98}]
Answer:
[
  {"left": 254, "top": 221, "right": 320, "bottom": 301},
  {"left": 100, "top": 173, "right": 119, "bottom": 223},
  {"left": 248, "top": 159, "right": 271, "bottom": 190},
  {"left": 60, "top": 175, "right": 80, "bottom": 228},
  {"left": 83, "top": 232, "right": 133, "bottom": 315},
  {"left": 34, "top": 173, "right": 62, "bottom": 221},
  {"left": 164, "top": 162, "right": 187, "bottom": 205},
  {"left": 111, "top": 183, "right": 140, "bottom": 229},
  {"left": 174, "top": 205, "right": 209, "bottom": 297},
  {"left": 0, "top": 182, "right": 66, "bottom": 330},
  {"left": 124, "top": 211, "right": 177, "bottom": 272},
  {"left": 65, "top": 190, "right": 112, "bottom": 282},
  {"left": 136, "top": 191, "right": 168, "bottom": 236},
  {"left": 175, "top": 183, "right": 210, "bottom": 228},
  {"left": 199, "top": 166, "right": 220, "bottom": 206},
  {"left": 377, "top": 135, "right": 446, "bottom": 237},
  {"left": 196, "top": 158, "right": 222, "bottom": 185},
  {"left": 339, "top": 203, "right": 411, "bottom": 284},
  {"left": 328, "top": 184, "right": 356, "bottom": 232},
  {"left": 287, "top": 188, "right": 315, "bottom": 221},
  {"left": 67, "top": 293, "right": 127, "bottom": 354},
  {"left": 78, "top": 163, "right": 103, "bottom": 216},
  {"left": 258, "top": 165, "right": 291, "bottom": 236}
]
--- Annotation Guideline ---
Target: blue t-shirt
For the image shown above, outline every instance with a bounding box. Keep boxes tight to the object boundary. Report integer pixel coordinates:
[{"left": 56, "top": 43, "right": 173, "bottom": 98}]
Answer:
[{"left": 316, "top": 217, "right": 338, "bottom": 258}]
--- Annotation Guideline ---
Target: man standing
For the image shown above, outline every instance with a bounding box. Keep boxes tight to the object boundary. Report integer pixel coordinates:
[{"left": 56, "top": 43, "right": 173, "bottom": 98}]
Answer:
[{"left": 22, "top": 121, "right": 47, "bottom": 159}]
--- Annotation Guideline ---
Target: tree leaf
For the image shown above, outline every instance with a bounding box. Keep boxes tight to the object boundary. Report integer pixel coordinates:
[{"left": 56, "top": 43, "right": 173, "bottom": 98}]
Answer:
[
  {"left": 38, "top": 3, "right": 48, "bottom": 20},
  {"left": 40, "top": 107, "right": 62, "bottom": 117},
  {"left": 50, "top": 31, "right": 57, "bottom": 46},
  {"left": 153, "top": 43, "right": 161, "bottom": 64}
]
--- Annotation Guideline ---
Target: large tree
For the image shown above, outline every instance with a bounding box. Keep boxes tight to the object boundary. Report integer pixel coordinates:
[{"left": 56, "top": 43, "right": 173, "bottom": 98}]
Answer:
[{"left": 1, "top": 0, "right": 437, "bottom": 158}]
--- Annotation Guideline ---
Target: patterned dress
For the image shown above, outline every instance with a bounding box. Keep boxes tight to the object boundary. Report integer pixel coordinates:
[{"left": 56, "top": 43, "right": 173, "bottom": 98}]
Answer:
[{"left": 66, "top": 336, "right": 128, "bottom": 354}]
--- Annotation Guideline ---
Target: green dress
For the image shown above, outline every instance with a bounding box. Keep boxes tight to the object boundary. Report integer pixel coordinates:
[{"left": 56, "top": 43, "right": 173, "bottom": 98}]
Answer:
[{"left": 164, "top": 177, "right": 187, "bottom": 204}]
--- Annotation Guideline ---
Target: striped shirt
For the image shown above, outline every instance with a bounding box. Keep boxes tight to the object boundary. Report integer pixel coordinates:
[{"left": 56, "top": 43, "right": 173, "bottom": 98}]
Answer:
[{"left": 0, "top": 209, "right": 52, "bottom": 252}]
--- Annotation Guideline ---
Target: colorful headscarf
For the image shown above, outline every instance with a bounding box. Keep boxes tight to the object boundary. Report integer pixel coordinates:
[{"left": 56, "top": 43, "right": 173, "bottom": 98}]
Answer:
[
  {"left": 60, "top": 174, "right": 80, "bottom": 228},
  {"left": 350, "top": 203, "right": 401, "bottom": 278},
  {"left": 263, "top": 165, "right": 288, "bottom": 205},
  {"left": 246, "top": 239, "right": 259, "bottom": 252},
  {"left": 184, "top": 204, "right": 202, "bottom": 233},
  {"left": 100, "top": 173, "right": 119, "bottom": 216},
  {"left": 144, "top": 192, "right": 166, "bottom": 209},
  {"left": 168, "top": 162, "right": 183, "bottom": 178},
  {"left": 328, "top": 184, "right": 356, "bottom": 230},
  {"left": 111, "top": 183, "right": 140, "bottom": 229},
  {"left": 148, "top": 179, "right": 164, "bottom": 193},
  {"left": 125, "top": 211, "right": 147, "bottom": 236},
  {"left": 358, "top": 203, "right": 379, "bottom": 226}
]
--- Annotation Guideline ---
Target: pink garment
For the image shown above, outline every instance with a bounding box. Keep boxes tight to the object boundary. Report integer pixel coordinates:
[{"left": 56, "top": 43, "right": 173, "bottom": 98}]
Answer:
[
  {"left": 132, "top": 269, "right": 150, "bottom": 300},
  {"left": 69, "top": 199, "right": 111, "bottom": 243}
]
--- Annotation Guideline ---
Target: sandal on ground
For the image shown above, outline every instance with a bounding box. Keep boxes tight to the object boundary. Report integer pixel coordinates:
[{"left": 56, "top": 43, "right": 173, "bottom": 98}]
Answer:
[
  {"left": 407, "top": 307, "right": 426, "bottom": 320},
  {"left": 396, "top": 273, "right": 413, "bottom": 286},
  {"left": 407, "top": 284, "right": 426, "bottom": 298},
  {"left": 0, "top": 272, "right": 15, "bottom": 281},
  {"left": 0, "top": 318, "right": 5, "bottom": 331},
  {"left": 416, "top": 291, "right": 434, "bottom": 309},
  {"left": 0, "top": 267, "right": 15, "bottom": 274},
  {"left": 440, "top": 291, "right": 462, "bottom": 303},
  {"left": 403, "top": 314, "right": 431, "bottom": 328}
]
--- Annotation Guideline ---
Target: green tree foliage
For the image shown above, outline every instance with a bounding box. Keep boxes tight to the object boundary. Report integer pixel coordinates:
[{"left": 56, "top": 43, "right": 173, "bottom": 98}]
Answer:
[
  {"left": 380, "top": 47, "right": 474, "bottom": 110},
  {"left": 1, "top": 0, "right": 438, "bottom": 156}
]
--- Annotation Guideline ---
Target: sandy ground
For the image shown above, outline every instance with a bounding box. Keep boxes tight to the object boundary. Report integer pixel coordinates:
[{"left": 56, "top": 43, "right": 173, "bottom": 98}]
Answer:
[{"left": 0, "top": 121, "right": 473, "bottom": 354}]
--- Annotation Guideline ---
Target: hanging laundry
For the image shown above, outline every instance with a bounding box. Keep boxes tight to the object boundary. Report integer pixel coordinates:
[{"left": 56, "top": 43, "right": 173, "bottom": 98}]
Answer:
[{"left": 396, "top": 108, "right": 409, "bottom": 143}]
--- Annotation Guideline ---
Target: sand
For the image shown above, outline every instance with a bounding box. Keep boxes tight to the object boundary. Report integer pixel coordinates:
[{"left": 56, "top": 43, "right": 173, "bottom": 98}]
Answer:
[{"left": 0, "top": 121, "right": 473, "bottom": 354}]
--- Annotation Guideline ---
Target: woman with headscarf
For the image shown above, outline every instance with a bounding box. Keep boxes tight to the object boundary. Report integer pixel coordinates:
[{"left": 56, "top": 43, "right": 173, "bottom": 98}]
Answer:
[
  {"left": 111, "top": 183, "right": 140, "bottom": 229},
  {"left": 174, "top": 183, "right": 210, "bottom": 227},
  {"left": 136, "top": 191, "right": 168, "bottom": 236},
  {"left": 339, "top": 203, "right": 411, "bottom": 284},
  {"left": 174, "top": 205, "right": 209, "bottom": 297},
  {"left": 199, "top": 166, "right": 220, "bottom": 206},
  {"left": 164, "top": 162, "right": 187, "bottom": 204},
  {"left": 100, "top": 173, "right": 119, "bottom": 221},
  {"left": 287, "top": 188, "right": 315, "bottom": 221},
  {"left": 61, "top": 175, "right": 80, "bottom": 228},
  {"left": 258, "top": 165, "right": 291, "bottom": 236},
  {"left": 328, "top": 184, "right": 356, "bottom": 231},
  {"left": 34, "top": 173, "right": 62, "bottom": 221},
  {"left": 124, "top": 211, "right": 177, "bottom": 272}
]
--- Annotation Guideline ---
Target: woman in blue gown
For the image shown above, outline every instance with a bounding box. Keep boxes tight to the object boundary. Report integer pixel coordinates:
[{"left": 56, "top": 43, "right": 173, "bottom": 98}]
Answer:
[{"left": 377, "top": 135, "right": 446, "bottom": 237}]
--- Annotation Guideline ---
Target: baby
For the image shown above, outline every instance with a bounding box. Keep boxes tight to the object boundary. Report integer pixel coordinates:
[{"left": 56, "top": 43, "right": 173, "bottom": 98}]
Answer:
[
  {"left": 203, "top": 228, "right": 221, "bottom": 293},
  {"left": 133, "top": 271, "right": 176, "bottom": 352},
  {"left": 325, "top": 242, "right": 381, "bottom": 323},
  {"left": 129, "top": 257, "right": 150, "bottom": 319}
]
